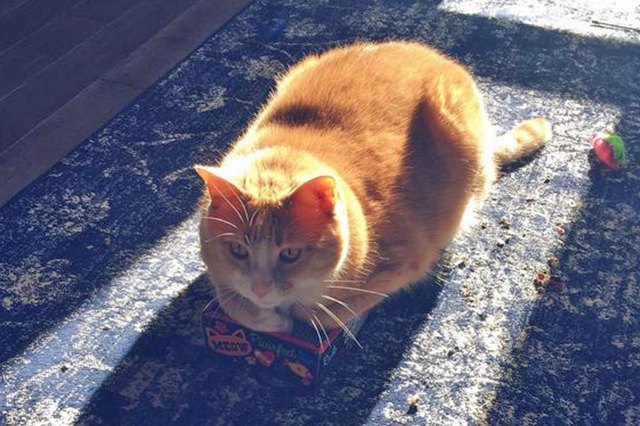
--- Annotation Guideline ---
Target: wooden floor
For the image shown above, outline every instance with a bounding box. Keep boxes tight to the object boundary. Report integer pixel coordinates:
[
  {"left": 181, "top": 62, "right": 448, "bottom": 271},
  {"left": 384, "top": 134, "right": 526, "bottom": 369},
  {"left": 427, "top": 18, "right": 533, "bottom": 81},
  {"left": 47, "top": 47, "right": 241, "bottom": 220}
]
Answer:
[{"left": 0, "top": 0, "right": 251, "bottom": 207}]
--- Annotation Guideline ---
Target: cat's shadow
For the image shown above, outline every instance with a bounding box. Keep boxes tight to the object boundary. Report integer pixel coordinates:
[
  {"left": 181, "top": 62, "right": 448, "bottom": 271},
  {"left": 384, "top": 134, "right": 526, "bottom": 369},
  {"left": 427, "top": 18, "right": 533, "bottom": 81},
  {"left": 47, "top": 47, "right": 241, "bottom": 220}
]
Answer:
[{"left": 77, "top": 272, "right": 443, "bottom": 425}]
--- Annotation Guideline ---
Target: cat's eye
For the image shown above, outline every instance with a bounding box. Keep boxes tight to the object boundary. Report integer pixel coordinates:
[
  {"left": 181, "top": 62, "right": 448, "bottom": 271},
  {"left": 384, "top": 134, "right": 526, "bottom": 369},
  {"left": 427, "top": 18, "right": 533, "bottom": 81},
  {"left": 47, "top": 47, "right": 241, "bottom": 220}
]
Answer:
[
  {"left": 279, "top": 248, "right": 302, "bottom": 264},
  {"left": 229, "top": 242, "right": 249, "bottom": 260}
]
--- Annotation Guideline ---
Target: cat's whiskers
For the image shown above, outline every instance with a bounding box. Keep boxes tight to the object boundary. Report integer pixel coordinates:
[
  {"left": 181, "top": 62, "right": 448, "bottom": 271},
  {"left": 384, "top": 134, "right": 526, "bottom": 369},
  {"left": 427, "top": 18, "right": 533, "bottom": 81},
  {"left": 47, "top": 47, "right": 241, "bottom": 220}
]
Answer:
[
  {"left": 297, "top": 299, "right": 331, "bottom": 345},
  {"left": 315, "top": 302, "right": 362, "bottom": 349},
  {"left": 312, "top": 311, "right": 330, "bottom": 346},
  {"left": 305, "top": 312, "right": 323, "bottom": 350},
  {"left": 325, "top": 284, "right": 389, "bottom": 298},
  {"left": 211, "top": 286, "right": 235, "bottom": 303},
  {"left": 321, "top": 294, "right": 359, "bottom": 319},
  {"left": 202, "top": 216, "right": 240, "bottom": 230},
  {"left": 212, "top": 290, "right": 240, "bottom": 316},
  {"left": 214, "top": 295, "right": 235, "bottom": 312},
  {"left": 295, "top": 301, "right": 324, "bottom": 351},
  {"left": 204, "top": 232, "right": 238, "bottom": 244},
  {"left": 213, "top": 283, "right": 234, "bottom": 296}
]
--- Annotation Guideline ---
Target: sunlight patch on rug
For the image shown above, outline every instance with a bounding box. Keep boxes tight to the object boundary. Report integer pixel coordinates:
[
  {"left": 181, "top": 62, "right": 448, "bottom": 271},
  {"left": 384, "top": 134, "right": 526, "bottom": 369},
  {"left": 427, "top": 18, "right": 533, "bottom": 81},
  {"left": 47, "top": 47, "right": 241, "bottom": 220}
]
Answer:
[
  {"left": 440, "top": 0, "right": 640, "bottom": 42},
  {"left": 0, "top": 215, "right": 204, "bottom": 425}
]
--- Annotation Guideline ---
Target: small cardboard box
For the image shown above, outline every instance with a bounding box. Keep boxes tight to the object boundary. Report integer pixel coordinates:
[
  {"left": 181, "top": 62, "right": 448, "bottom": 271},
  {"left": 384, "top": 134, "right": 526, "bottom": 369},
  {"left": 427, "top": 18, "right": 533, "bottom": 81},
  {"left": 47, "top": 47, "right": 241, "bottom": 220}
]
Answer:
[{"left": 202, "top": 300, "right": 367, "bottom": 386}]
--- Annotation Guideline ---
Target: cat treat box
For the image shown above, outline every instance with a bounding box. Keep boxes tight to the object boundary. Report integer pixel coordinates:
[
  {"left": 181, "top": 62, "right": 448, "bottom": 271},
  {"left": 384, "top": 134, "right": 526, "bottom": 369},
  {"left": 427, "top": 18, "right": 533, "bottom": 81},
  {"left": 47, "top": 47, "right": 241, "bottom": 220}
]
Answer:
[{"left": 202, "top": 300, "right": 367, "bottom": 386}]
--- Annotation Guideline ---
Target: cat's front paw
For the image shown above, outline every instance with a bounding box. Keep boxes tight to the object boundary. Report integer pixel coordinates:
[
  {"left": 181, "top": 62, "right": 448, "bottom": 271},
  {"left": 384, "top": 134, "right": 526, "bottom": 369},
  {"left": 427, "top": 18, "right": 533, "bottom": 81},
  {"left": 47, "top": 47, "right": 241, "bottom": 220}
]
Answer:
[
  {"left": 256, "top": 309, "right": 293, "bottom": 333},
  {"left": 238, "top": 308, "right": 293, "bottom": 333}
]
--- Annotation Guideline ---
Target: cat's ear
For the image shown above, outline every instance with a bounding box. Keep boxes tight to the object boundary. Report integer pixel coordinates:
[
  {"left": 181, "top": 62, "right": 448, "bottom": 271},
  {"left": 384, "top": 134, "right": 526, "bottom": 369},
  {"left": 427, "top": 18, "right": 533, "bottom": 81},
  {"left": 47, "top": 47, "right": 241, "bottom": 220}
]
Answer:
[
  {"left": 285, "top": 176, "right": 337, "bottom": 241},
  {"left": 231, "top": 329, "right": 247, "bottom": 340},
  {"left": 289, "top": 176, "right": 336, "bottom": 216},
  {"left": 194, "top": 165, "right": 244, "bottom": 211}
]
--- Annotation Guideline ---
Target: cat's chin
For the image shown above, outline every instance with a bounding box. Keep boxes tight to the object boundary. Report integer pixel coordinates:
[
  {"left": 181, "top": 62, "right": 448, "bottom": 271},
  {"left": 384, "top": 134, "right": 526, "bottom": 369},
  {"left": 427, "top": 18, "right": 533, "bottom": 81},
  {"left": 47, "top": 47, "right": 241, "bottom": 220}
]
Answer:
[{"left": 249, "top": 298, "right": 284, "bottom": 310}]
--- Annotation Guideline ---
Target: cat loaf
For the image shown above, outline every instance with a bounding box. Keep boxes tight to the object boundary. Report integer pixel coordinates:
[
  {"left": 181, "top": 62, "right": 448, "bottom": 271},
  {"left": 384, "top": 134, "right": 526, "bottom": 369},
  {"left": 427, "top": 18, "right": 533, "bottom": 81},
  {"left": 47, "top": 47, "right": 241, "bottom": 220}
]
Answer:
[{"left": 196, "top": 41, "right": 551, "bottom": 341}]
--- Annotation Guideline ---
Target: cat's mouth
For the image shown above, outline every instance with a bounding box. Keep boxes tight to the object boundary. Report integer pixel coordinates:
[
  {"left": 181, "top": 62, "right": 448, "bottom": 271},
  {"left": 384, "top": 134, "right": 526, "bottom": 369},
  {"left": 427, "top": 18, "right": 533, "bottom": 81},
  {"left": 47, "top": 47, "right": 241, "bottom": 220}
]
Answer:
[{"left": 243, "top": 288, "right": 296, "bottom": 310}]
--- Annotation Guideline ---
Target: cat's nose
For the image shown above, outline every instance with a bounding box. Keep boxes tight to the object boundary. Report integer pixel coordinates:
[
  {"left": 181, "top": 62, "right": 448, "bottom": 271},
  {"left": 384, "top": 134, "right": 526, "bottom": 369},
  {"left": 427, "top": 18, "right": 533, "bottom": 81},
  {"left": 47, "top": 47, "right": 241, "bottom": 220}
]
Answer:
[{"left": 251, "top": 281, "right": 272, "bottom": 298}]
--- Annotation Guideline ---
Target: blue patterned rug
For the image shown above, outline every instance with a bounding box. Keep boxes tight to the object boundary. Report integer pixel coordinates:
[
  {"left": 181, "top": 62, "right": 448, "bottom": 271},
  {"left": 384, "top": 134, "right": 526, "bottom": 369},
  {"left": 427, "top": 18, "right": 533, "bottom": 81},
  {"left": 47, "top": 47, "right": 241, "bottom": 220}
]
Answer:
[{"left": 1, "top": 0, "right": 639, "bottom": 424}]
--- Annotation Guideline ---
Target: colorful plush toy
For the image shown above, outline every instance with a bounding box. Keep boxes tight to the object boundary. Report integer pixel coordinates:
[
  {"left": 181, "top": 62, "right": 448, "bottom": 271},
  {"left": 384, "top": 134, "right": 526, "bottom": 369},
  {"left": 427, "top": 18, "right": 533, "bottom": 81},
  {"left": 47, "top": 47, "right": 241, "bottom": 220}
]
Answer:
[{"left": 592, "top": 132, "right": 627, "bottom": 170}]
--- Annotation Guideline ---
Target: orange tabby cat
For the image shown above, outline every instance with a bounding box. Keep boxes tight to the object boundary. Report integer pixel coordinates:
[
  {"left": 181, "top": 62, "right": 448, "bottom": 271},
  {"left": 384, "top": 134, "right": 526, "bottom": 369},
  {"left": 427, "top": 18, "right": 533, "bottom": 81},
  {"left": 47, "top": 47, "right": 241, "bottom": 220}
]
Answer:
[{"left": 196, "top": 41, "right": 550, "bottom": 334}]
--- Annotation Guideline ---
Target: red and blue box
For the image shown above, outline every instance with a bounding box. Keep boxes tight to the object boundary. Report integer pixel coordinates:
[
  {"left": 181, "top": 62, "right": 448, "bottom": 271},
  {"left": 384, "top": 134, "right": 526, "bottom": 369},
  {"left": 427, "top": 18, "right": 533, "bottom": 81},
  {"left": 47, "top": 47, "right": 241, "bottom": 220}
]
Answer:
[{"left": 202, "top": 300, "right": 367, "bottom": 386}]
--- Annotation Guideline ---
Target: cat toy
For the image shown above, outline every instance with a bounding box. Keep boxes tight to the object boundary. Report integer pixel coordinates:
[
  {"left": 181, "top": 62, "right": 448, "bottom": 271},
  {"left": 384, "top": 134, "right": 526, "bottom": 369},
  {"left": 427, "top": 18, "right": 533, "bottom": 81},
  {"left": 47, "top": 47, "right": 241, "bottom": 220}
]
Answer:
[{"left": 592, "top": 132, "right": 627, "bottom": 170}]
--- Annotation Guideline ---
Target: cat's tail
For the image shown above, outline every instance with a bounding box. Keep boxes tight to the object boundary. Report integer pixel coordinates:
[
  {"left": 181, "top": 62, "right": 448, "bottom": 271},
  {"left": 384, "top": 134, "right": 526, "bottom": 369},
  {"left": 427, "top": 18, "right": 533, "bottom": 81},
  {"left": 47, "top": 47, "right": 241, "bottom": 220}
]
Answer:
[{"left": 493, "top": 118, "right": 552, "bottom": 165}]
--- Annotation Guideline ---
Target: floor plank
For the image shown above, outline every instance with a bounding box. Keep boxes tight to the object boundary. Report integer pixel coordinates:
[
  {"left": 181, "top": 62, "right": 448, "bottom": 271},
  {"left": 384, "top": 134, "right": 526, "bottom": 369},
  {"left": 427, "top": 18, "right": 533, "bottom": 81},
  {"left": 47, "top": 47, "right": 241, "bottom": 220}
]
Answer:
[
  {"left": 0, "top": 0, "right": 148, "bottom": 99},
  {"left": 70, "top": 0, "right": 145, "bottom": 23},
  {"left": 0, "top": 0, "right": 29, "bottom": 18},
  {"left": 0, "top": 79, "right": 140, "bottom": 205},
  {"left": 0, "top": 0, "right": 252, "bottom": 206},
  {"left": 0, "top": 0, "right": 85, "bottom": 52},
  {"left": 0, "top": 0, "right": 199, "bottom": 153},
  {"left": 0, "top": 15, "right": 102, "bottom": 98}
]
